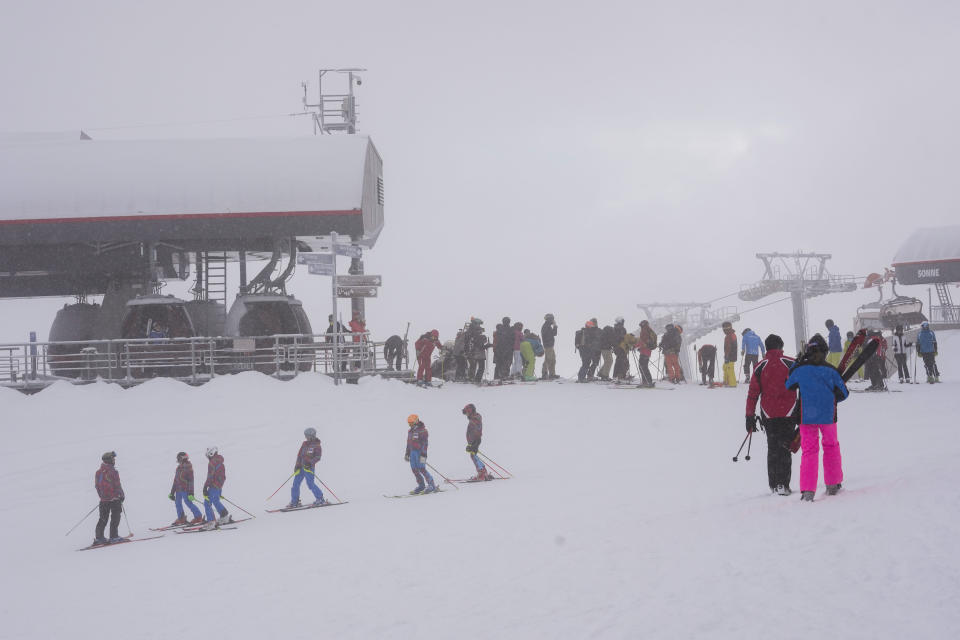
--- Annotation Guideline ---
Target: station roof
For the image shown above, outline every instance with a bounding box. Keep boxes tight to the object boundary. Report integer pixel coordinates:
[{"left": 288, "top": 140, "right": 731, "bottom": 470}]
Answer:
[{"left": 892, "top": 226, "right": 960, "bottom": 285}]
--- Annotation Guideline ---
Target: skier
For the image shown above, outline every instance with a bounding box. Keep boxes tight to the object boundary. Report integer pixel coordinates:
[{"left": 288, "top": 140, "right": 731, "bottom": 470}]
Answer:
[
  {"left": 93, "top": 451, "right": 125, "bottom": 545},
  {"left": 200, "top": 446, "right": 232, "bottom": 530},
  {"left": 722, "top": 321, "right": 738, "bottom": 387},
  {"left": 697, "top": 344, "right": 717, "bottom": 386},
  {"left": 384, "top": 334, "right": 405, "bottom": 371},
  {"left": 612, "top": 317, "right": 630, "bottom": 380},
  {"left": 917, "top": 321, "right": 940, "bottom": 383},
  {"left": 541, "top": 313, "right": 558, "bottom": 379},
  {"left": 740, "top": 328, "right": 766, "bottom": 382},
  {"left": 509, "top": 322, "right": 525, "bottom": 379},
  {"left": 576, "top": 319, "right": 600, "bottom": 382},
  {"left": 520, "top": 329, "right": 542, "bottom": 381},
  {"left": 598, "top": 322, "right": 616, "bottom": 381},
  {"left": 745, "top": 334, "right": 799, "bottom": 495},
  {"left": 464, "top": 318, "right": 489, "bottom": 384},
  {"left": 405, "top": 414, "right": 436, "bottom": 494},
  {"left": 635, "top": 320, "right": 657, "bottom": 387},
  {"left": 659, "top": 324, "right": 683, "bottom": 384},
  {"left": 785, "top": 334, "right": 849, "bottom": 501},
  {"left": 288, "top": 427, "right": 326, "bottom": 508},
  {"left": 415, "top": 329, "right": 442, "bottom": 387},
  {"left": 325, "top": 314, "right": 346, "bottom": 372},
  {"left": 864, "top": 330, "right": 888, "bottom": 391},
  {"left": 453, "top": 325, "right": 468, "bottom": 381},
  {"left": 824, "top": 319, "right": 843, "bottom": 368},
  {"left": 493, "top": 317, "right": 514, "bottom": 380},
  {"left": 348, "top": 310, "right": 367, "bottom": 370},
  {"left": 462, "top": 403, "right": 489, "bottom": 481},
  {"left": 168, "top": 452, "right": 204, "bottom": 526},
  {"left": 890, "top": 325, "right": 912, "bottom": 383}
]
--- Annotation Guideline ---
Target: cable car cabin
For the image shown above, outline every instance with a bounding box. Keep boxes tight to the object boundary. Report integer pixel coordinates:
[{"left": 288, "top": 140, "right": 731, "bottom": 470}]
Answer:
[
  {"left": 119, "top": 295, "right": 196, "bottom": 378},
  {"left": 224, "top": 294, "right": 314, "bottom": 373},
  {"left": 879, "top": 297, "right": 926, "bottom": 329},
  {"left": 47, "top": 302, "right": 102, "bottom": 378}
]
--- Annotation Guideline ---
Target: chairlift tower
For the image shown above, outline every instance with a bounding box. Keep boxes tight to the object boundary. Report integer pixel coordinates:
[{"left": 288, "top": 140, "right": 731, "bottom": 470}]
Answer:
[
  {"left": 739, "top": 252, "right": 858, "bottom": 353},
  {"left": 301, "top": 68, "right": 366, "bottom": 135},
  {"left": 635, "top": 303, "right": 742, "bottom": 382}
]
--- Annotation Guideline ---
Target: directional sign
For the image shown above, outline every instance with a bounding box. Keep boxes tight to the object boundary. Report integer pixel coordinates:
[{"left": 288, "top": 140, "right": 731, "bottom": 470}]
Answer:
[
  {"left": 337, "top": 286, "right": 378, "bottom": 298},
  {"left": 297, "top": 252, "right": 335, "bottom": 265},
  {"left": 308, "top": 263, "right": 335, "bottom": 276},
  {"left": 336, "top": 274, "right": 382, "bottom": 287},
  {"left": 334, "top": 244, "right": 362, "bottom": 259}
]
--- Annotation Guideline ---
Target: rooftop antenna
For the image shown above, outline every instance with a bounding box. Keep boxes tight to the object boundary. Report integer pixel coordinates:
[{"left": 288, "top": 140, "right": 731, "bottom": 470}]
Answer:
[{"left": 301, "top": 67, "right": 366, "bottom": 135}]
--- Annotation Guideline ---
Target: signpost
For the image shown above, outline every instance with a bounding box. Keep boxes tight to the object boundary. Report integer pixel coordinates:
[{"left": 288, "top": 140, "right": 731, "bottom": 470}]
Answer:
[
  {"left": 336, "top": 274, "right": 382, "bottom": 287},
  {"left": 307, "top": 263, "right": 335, "bottom": 276},
  {"left": 336, "top": 286, "right": 378, "bottom": 298}
]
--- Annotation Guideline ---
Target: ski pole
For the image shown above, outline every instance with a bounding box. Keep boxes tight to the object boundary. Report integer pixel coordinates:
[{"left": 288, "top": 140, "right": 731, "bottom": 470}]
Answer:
[
  {"left": 425, "top": 462, "right": 459, "bottom": 489},
  {"left": 478, "top": 451, "right": 513, "bottom": 477},
  {"left": 315, "top": 477, "right": 344, "bottom": 504},
  {"left": 221, "top": 496, "right": 256, "bottom": 519},
  {"left": 121, "top": 502, "right": 134, "bottom": 536},
  {"left": 266, "top": 472, "right": 296, "bottom": 501},
  {"left": 745, "top": 431, "right": 753, "bottom": 461},
  {"left": 65, "top": 503, "right": 99, "bottom": 536},
  {"left": 732, "top": 433, "right": 749, "bottom": 462}
]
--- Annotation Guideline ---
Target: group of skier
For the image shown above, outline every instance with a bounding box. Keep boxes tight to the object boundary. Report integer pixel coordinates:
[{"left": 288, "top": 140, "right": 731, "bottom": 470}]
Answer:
[{"left": 90, "top": 402, "right": 494, "bottom": 546}]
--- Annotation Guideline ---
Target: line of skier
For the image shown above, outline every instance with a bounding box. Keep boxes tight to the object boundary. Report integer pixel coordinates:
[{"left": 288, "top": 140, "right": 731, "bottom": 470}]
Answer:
[{"left": 88, "top": 402, "right": 499, "bottom": 546}]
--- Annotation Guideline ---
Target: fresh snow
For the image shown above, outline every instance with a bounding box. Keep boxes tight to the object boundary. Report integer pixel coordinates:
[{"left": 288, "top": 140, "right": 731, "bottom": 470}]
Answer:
[{"left": 1, "top": 336, "right": 958, "bottom": 638}]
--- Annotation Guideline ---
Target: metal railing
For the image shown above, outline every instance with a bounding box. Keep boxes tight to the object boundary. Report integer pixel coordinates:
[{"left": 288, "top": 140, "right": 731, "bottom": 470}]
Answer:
[{"left": 0, "top": 332, "right": 409, "bottom": 391}]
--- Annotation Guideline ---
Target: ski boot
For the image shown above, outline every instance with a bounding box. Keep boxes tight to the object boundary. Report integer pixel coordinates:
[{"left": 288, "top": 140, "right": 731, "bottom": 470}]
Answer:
[
  {"left": 313, "top": 497, "right": 327, "bottom": 506},
  {"left": 286, "top": 499, "right": 301, "bottom": 509},
  {"left": 410, "top": 485, "right": 425, "bottom": 495},
  {"left": 171, "top": 516, "right": 188, "bottom": 526},
  {"left": 825, "top": 483, "right": 842, "bottom": 496},
  {"left": 800, "top": 491, "right": 815, "bottom": 502},
  {"left": 200, "top": 519, "right": 218, "bottom": 531},
  {"left": 935, "top": 375, "right": 940, "bottom": 383},
  {"left": 776, "top": 485, "right": 792, "bottom": 496},
  {"left": 108, "top": 536, "right": 126, "bottom": 544},
  {"left": 189, "top": 516, "right": 204, "bottom": 525},
  {"left": 422, "top": 484, "right": 438, "bottom": 494},
  {"left": 927, "top": 375, "right": 935, "bottom": 383},
  {"left": 218, "top": 513, "right": 233, "bottom": 525},
  {"left": 92, "top": 536, "right": 108, "bottom": 546}
]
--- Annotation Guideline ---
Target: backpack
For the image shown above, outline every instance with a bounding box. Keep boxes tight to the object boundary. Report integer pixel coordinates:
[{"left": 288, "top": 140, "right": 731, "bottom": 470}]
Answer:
[
  {"left": 646, "top": 329, "right": 658, "bottom": 350},
  {"left": 575, "top": 328, "right": 584, "bottom": 349},
  {"left": 532, "top": 338, "right": 544, "bottom": 357}
]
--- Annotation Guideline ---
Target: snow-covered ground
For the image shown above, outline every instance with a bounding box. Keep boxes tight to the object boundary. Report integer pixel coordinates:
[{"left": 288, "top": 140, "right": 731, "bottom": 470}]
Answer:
[{"left": 1, "top": 336, "right": 957, "bottom": 639}]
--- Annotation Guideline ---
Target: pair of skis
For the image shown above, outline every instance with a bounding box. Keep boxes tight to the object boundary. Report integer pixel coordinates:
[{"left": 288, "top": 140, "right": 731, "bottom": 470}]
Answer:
[
  {"left": 265, "top": 501, "right": 349, "bottom": 513},
  {"left": 76, "top": 534, "right": 164, "bottom": 551}
]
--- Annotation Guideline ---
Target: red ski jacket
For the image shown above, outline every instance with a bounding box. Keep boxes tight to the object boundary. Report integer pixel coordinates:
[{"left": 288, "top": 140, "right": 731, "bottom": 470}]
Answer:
[
  {"left": 466, "top": 412, "right": 483, "bottom": 447},
  {"left": 415, "top": 332, "right": 441, "bottom": 361},
  {"left": 406, "top": 423, "right": 429, "bottom": 456},
  {"left": 95, "top": 462, "right": 124, "bottom": 502},
  {"left": 204, "top": 454, "right": 226, "bottom": 491},
  {"left": 745, "top": 349, "right": 799, "bottom": 421},
  {"left": 170, "top": 460, "right": 195, "bottom": 495},
  {"left": 723, "top": 329, "right": 738, "bottom": 363},
  {"left": 294, "top": 438, "right": 323, "bottom": 473}
]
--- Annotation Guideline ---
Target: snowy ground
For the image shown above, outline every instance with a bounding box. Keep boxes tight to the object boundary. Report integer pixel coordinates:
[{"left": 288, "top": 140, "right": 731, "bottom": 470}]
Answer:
[{"left": 1, "top": 337, "right": 958, "bottom": 639}]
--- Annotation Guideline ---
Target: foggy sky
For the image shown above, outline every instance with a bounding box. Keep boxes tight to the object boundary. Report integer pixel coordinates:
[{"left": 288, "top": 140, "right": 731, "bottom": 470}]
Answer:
[{"left": 1, "top": 1, "right": 958, "bottom": 363}]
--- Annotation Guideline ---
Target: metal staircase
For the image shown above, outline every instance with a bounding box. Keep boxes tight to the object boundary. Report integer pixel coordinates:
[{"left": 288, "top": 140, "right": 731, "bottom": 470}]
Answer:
[{"left": 935, "top": 282, "right": 958, "bottom": 324}]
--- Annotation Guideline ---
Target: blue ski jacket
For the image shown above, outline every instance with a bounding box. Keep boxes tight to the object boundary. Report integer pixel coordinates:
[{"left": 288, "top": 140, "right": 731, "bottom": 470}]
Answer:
[
  {"left": 785, "top": 362, "right": 848, "bottom": 424},
  {"left": 827, "top": 325, "right": 842, "bottom": 353},
  {"left": 917, "top": 328, "right": 938, "bottom": 354},
  {"left": 741, "top": 330, "right": 766, "bottom": 356}
]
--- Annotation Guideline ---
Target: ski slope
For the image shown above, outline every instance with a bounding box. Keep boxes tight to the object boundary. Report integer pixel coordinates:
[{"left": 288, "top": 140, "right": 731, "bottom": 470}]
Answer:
[{"left": 1, "top": 337, "right": 957, "bottom": 639}]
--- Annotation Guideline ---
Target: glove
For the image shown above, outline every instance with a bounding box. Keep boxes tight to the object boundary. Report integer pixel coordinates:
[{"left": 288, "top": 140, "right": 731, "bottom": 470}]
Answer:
[
  {"left": 202, "top": 487, "right": 209, "bottom": 498},
  {"left": 294, "top": 468, "right": 302, "bottom": 476},
  {"left": 404, "top": 454, "right": 410, "bottom": 462},
  {"left": 187, "top": 494, "right": 195, "bottom": 502},
  {"left": 168, "top": 492, "right": 175, "bottom": 501},
  {"left": 745, "top": 415, "right": 758, "bottom": 433},
  {"left": 466, "top": 444, "right": 479, "bottom": 454}
]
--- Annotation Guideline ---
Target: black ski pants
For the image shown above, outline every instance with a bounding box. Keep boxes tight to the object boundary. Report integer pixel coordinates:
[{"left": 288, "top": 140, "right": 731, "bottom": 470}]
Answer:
[
  {"left": 455, "top": 355, "right": 467, "bottom": 381},
  {"left": 96, "top": 500, "right": 122, "bottom": 540},
  {"left": 921, "top": 352, "right": 940, "bottom": 378},
  {"left": 764, "top": 418, "right": 795, "bottom": 490},
  {"left": 588, "top": 349, "right": 601, "bottom": 378},
  {"left": 894, "top": 353, "right": 910, "bottom": 380},
  {"left": 613, "top": 348, "right": 629, "bottom": 379},
  {"left": 494, "top": 352, "right": 512, "bottom": 380},
  {"left": 699, "top": 352, "right": 716, "bottom": 384},
  {"left": 468, "top": 357, "right": 485, "bottom": 384},
  {"left": 636, "top": 353, "right": 653, "bottom": 386},
  {"left": 577, "top": 349, "right": 593, "bottom": 381},
  {"left": 743, "top": 354, "right": 759, "bottom": 381},
  {"left": 865, "top": 356, "right": 885, "bottom": 388}
]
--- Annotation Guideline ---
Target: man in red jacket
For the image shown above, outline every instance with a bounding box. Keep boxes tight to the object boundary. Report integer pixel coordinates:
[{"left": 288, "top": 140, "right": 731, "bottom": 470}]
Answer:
[
  {"left": 94, "top": 451, "right": 125, "bottom": 545},
  {"left": 415, "top": 330, "right": 442, "bottom": 387},
  {"left": 745, "top": 334, "right": 799, "bottom": 495}
]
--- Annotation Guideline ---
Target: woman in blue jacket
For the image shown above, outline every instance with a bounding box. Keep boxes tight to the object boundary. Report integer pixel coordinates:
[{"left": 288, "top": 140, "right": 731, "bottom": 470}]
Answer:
[{"left": 786, "top": 334, "right": 849, "bottom": 501}]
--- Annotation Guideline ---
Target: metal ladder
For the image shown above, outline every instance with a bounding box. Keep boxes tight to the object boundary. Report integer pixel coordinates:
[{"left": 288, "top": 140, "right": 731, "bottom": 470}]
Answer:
[
  {"left": 195, "top": 252, "right": 228, "bottom": 330},
  {"left": 935, "top": 282, "right": 957, "bottom": 324}
]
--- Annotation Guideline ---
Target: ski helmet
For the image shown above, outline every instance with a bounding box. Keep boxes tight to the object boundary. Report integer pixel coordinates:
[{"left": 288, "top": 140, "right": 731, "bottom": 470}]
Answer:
[
  {"left": 615, "top": 316, "right": 624, "bottom": 325},
  {"left": 407, "top": 414, "right": 419, "bottom": 425},
  {"left": 921, "top": 321, "right": 930, "bottom": 328},
  {"left": 825, "top": 319, "right": 835, "bottom": 328},
  {"left": 304, "top": 427, "right": 317, "bottom": 439},
  {"left": 544, "top": 313, "right": 554, "bottom": 321},
  {"left": 205, "top": 446, "right": 218, "bottom": 458},
  {"left": 462, "top": 403, "right": 476, "bottom": 415},
  {"left": 102, "top": 451, "right": 117, "bottom": 462},
  {"left": 176, "top": 451, "right": 188, "bottom": 463}
]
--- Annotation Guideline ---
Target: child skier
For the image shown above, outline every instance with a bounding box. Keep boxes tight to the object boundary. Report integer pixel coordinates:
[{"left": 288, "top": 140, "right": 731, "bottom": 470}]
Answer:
[
  {"left": 462, "top": 403, "right": 489, "bottom": 481},
  {"left": 785, "top": 334, "right": 849, "bottom": 501},
  {"left": 94, "top": 451, "right": 125, "bottom": 545},
  {"left": 288, "top": 428, "right": 326, "bottom": 508},
  {"left": 169, "top": 452, "right": 204, "bottom": 526},
  {"left": 405, "top": 414, "right": 436, "bottom": 494},
  {"left": 200, "top": 446, "right": 232, "bottom": 530}
]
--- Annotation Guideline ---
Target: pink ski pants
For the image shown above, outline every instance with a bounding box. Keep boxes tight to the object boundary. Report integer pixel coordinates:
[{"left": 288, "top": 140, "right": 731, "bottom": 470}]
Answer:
[{"left": 799, "top": 423, "right": 843, "bottom": 492}]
